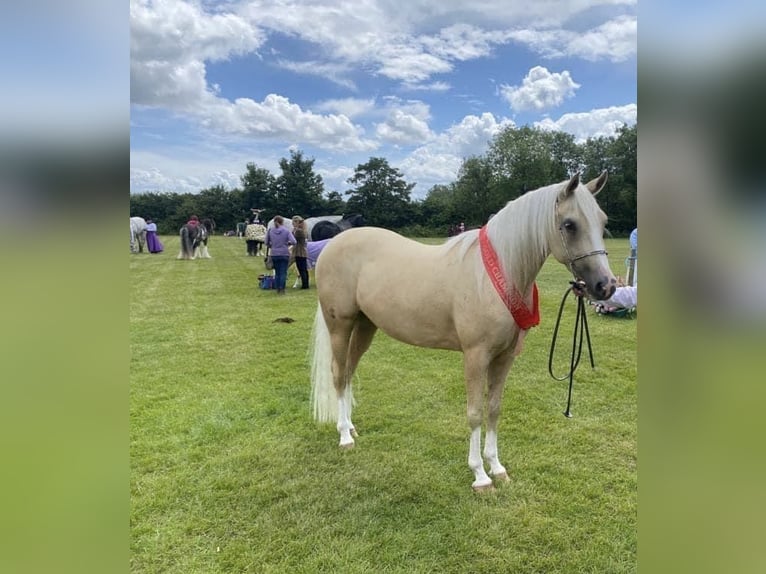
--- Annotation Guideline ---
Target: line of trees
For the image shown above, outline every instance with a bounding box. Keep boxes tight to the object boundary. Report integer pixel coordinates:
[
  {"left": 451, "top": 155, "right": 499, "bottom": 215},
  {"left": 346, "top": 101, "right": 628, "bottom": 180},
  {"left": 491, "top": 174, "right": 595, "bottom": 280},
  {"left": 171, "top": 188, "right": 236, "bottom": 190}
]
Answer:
[{"left": 130, "top": 124, "right": 636, "bottom": 237}]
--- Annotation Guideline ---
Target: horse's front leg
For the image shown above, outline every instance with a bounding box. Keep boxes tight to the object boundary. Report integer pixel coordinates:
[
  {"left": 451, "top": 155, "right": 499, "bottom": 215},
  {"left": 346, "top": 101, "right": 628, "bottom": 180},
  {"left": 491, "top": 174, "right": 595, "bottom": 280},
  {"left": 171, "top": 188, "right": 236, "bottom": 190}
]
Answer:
[
  {"left": 484, "top": 350, "right": 515, "bottom": 483},
  {"left": 464, "top": 350, "right": 492, "bottom": 491}
]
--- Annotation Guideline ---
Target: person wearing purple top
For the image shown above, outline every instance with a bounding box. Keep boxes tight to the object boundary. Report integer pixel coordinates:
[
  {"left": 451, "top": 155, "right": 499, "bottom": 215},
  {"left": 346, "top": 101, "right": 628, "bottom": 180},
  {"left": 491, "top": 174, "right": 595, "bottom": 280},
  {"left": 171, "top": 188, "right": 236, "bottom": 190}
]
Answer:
[
  {"left": 265, "top": 215, "right": 297, "bottom": 295},
  {"left": 145, "top": 218, "right": 164, "bottom": 253}
]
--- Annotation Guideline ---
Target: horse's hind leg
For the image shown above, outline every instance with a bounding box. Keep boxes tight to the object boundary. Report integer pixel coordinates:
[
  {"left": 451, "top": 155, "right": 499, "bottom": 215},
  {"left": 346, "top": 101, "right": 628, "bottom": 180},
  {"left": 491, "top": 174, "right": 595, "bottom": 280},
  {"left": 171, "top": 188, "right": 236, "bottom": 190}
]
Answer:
[
  {"left": 484, "top": 350, "right": 515, "bottom": 483},
  {"left": 328, "top": 319, "right": 356, "bottom": 447},
  {"left": 329, "top": 315, "right": 376, "bottom": 448},
  {"left": 344, "top": 315, "right": 377, "bottom": 438}
]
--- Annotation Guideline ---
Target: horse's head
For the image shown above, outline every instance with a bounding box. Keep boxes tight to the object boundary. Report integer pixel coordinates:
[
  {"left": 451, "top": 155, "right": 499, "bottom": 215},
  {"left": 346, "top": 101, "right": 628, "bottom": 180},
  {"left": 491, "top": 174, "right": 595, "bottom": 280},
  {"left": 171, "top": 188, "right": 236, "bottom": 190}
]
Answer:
[{"left": 550, "top": 171, "right": 617, "bottom": 300}]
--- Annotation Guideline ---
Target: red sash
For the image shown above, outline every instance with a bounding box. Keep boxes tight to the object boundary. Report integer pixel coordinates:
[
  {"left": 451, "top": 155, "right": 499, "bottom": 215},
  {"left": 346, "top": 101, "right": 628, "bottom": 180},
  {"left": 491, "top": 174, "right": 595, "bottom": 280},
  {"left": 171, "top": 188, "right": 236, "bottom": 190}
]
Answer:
[{"left": 479, "top": 226, "right": 540, "bottom": 329}]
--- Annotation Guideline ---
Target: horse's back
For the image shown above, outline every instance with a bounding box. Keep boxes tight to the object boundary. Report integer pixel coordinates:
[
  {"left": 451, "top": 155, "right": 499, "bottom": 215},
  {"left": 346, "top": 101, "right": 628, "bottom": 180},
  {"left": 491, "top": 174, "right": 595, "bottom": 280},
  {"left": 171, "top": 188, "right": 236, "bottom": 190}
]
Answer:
[
  {"left": 130, "top": 217, "right": 147, "bottom": 231},
  {"left": 316, "top": 227, "right": 472, "bottom": 349},
  {"left": 317, "top": 227, "right": 424, "bottom": 270}
]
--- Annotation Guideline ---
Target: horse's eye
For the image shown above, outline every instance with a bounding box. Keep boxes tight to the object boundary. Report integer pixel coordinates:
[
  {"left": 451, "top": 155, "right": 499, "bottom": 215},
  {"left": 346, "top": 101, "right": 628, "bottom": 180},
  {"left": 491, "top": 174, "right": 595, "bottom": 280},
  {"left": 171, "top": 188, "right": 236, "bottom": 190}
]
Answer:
[{"left": 562, "top": 220, "right": 577, "bottom": 233}]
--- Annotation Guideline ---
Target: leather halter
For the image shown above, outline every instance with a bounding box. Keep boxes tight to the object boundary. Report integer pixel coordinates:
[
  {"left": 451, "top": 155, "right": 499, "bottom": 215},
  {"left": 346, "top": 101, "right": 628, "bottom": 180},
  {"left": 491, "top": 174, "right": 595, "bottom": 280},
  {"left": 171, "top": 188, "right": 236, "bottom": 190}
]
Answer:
[{"left": 555, "top": 199, "right": 608, "bottom": 279}]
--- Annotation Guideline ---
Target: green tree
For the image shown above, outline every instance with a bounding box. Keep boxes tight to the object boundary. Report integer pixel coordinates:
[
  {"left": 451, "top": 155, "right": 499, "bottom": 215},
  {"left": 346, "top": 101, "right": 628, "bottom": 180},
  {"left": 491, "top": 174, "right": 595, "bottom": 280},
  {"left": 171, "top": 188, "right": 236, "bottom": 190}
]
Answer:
[
  {"left": 421, "top": 183, "right": 458, "bottom": 233},
  {"left": 345, "top": 157, "right": 415, "bottom": 228},
  {"left": 452, "top": 156, "right": 497, "bottom": 227},
  {"left": 606, "top": 124, "right": 637, "bottom": 234},
  {"left": 273, "top": 150, "right": 325, "bottom": 217},
  {"left": 240, "top": 162, "right": 276, "bottom": 215},
  {"left": 130, "top": 192, "right": 181, "bottom": 234},
  {"left": 323, "top": 190, "right": 346, "bottom": 214},
  {"left": 486, "top": 126, "right": 579, "bottom": 202},
  {"left": 193, "top": 185, "right": 241, "bottom": 232}
]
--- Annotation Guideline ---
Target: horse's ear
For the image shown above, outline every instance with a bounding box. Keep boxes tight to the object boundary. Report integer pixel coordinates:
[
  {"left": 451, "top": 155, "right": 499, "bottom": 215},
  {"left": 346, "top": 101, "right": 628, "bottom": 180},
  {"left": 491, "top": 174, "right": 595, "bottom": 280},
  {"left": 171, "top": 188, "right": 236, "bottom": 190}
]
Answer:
[
  {"left": 586, "top": 170, "right": 608, "bottom": 196},
  {"left": 559, "top": 172, "right": 580, "bottom": 200}
]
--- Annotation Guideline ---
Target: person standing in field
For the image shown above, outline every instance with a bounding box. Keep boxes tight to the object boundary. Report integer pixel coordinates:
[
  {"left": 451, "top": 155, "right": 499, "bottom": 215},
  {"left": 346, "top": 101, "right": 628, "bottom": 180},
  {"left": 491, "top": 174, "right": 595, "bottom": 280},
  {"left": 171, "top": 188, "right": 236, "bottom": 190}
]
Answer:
[
  {"left": 243, "top": 217, "right": 260, "bottom": 256},
  {"left": 265, "top": 215, "right": 296, "bottom": 295},
  {"left": 292, "top": 215, "right": 310, "bottom": 289},
  {"left": 145, "top": 218, "right": 164, "bottom": 253}
]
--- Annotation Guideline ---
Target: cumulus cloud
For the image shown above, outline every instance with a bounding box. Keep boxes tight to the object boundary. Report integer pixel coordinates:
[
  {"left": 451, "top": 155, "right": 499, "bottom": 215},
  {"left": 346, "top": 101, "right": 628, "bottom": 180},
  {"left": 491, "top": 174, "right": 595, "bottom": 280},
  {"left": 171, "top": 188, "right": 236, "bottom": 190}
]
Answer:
[
  {"left": 500, "top": 66, "right": 580, "bottom": 112},
  {"left": 376, "top": 110, "right": 433, "bottom": 145},
  {"left": 131, "top": 0, "right": 263, "bottom": 108},
  {"left": 375, "top": 41, "right": 455, "bottom": 82},
  {"left": 534, "top": 103, "right": 637, "bottom": 142},
  {"left": 399, "top": 112, "right": 514, "bottom": 192},
  {"left": 204, "top": 94, "right": 378, "bottom": 152},
  {"left": 567, "top": 15, "right": 637, "bottom": 62},
  {"left": 130, "top": 1, "right": 636, "bottom": 194},
  {"left": 509, "top": 15, "right": 637, "bottom": 62},
  {"left": 131, "top": 1, "right": 379, "bottom": 151}
]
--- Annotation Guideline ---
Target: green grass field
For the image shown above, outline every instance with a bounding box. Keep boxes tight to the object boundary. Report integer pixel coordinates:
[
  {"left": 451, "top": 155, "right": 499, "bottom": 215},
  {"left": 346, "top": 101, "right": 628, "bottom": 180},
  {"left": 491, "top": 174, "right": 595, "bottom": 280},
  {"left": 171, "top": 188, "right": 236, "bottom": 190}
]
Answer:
[{"left": 130, "top": 234, "right": 636, "bottom": 573}]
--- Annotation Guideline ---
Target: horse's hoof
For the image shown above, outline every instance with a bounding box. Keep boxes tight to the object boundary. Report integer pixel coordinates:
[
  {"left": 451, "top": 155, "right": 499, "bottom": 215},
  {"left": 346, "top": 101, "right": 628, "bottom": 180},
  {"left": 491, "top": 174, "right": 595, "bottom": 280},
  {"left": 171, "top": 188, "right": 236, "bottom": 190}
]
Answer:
[
  {"left": 472, "top": 483, "right": 495, "bottom": 493},
  {"left": 339, "top": 442, "right": 355, "bottom": 450},
  {"left": 492, "top": 472, "right": 510, "bottom": 483}
]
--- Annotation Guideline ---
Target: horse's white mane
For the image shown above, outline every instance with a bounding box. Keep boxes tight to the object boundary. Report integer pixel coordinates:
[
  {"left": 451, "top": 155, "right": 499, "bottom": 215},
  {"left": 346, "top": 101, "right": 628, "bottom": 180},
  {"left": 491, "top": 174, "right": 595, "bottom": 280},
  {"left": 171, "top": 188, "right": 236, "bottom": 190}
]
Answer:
[
  {"left": 441, "top": 181, "right": 562, "bottom": 294},
  {"left": 487, "top": 182, "right": 560, "bottom": 291}
]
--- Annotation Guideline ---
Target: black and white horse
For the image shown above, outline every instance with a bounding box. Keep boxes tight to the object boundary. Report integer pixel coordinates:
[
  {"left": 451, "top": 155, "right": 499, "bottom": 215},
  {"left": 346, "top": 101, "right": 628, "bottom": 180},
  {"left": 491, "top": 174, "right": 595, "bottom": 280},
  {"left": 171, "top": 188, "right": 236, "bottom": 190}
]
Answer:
[
  {"left": 267, "top": 214, "right": 365, "bottom": 240},
  {"left": 177, "top": 219, "right": 214, "bottom": 260},
  {"left": 309, "top": 214, "right": 365, "bottom": 241}
]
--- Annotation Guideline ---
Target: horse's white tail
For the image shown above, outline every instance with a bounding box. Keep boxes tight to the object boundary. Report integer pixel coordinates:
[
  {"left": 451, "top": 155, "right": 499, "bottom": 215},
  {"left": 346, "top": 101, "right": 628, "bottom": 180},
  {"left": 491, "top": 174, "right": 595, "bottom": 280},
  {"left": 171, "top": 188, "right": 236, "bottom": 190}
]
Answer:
[{"left": 310, "top": 303, "right": 340, "bottom": 423}]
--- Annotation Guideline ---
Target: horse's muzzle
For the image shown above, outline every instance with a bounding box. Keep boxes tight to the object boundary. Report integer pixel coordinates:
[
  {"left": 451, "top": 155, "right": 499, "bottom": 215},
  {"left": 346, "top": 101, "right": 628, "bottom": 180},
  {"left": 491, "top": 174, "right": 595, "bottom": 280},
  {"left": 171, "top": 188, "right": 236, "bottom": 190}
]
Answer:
[{"left": 589, "top": 276, "right": 616, "bottom": 300}]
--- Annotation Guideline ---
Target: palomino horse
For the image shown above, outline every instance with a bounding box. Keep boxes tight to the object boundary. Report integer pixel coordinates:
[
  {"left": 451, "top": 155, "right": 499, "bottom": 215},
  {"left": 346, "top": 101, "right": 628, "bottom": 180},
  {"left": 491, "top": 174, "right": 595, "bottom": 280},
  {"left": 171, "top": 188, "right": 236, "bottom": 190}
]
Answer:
[
  {"left": 177, "top": 219, "right": 214, "bottom": 260},
  {"left": 130, "top": 217, "right": 147, "bottom": 253},
  {"left": 310, "top": 172, "right": 616, "bottom": 491}
]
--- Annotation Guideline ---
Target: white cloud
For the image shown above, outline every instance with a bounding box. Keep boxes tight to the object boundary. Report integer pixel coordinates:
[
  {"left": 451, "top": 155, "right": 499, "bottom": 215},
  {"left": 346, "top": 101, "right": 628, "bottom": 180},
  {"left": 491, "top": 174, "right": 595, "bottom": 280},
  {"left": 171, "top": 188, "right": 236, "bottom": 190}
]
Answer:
[
  {"left": 375, "top": 41, "right": 454, "bottom": 82},
  {"left": 420, "top": 24, "right": 511, "bottom": 61},
  {"left": 131, "top": 1, "right": 378, "bottom": 151},
  {"left": 205, "top": 94, "right": 379, "bottom": 152},
  {"left": 130, "top": 146, "right": 283, "bottom": 194},
  {"left": 375, "top": 109, "right": 433, "bottom": 145},
  {"left": 566, "top": 15, "right": 637, "bottom": 62},
  {"left": 500, "top": 66, "right": 580, "bottom": 112},
  {"left": 131, "top": 0, "right": 264, "bottom": 108},
  {"left": 534, "top": 103, "right": 637, "bottom": 142},
  {"left": 381, "top": 97, "right": 431, "bottom": 120},
  {"left": 130, "top": 1, "right": 636, "bottom": 195},
  {"left": 314, "top": 98, "right": 377, "bottom": 118},
  {"left": 398, "top": 112, "right": 514, "bottom": 193},
  {"left": 403, "top": 81, "right": 451, "bottom": 92},
  {"left": 276, "top": 59, "right": 357, "bottom": 91},
  {"left": 509, "top": 15, "right": 637, "bottom": 62}
]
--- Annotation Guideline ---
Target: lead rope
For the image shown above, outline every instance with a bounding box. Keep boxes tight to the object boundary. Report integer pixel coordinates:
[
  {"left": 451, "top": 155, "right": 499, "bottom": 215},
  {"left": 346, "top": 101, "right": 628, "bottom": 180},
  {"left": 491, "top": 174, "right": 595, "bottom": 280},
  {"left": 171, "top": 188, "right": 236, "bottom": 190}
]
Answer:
[{"left": 548, "top": 280, "right": 595, "bottom": 418}]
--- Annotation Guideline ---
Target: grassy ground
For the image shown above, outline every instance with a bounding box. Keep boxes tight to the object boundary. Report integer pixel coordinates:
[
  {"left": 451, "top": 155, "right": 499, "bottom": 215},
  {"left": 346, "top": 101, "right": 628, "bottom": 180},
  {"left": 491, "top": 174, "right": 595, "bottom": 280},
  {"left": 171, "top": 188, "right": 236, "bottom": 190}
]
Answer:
[{"left": 130, "top": 234, "right": 636, "bottom": 573}]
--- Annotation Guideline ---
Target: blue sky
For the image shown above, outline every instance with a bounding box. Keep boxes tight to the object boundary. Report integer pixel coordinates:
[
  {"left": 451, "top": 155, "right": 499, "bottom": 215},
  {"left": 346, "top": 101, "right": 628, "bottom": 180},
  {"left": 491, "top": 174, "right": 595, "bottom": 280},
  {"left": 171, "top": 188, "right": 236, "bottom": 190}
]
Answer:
[{"left": 130, "top": 0, "right": 636, "bottom": 199}]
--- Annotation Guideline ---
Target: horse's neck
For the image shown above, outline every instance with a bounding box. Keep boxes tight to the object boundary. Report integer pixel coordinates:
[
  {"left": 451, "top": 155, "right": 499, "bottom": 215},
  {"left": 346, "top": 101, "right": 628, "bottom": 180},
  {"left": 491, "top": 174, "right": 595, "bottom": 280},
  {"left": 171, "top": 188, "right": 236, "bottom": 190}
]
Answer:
[{"left": 488, "top": 190, "right": 554, "bottom": 294}]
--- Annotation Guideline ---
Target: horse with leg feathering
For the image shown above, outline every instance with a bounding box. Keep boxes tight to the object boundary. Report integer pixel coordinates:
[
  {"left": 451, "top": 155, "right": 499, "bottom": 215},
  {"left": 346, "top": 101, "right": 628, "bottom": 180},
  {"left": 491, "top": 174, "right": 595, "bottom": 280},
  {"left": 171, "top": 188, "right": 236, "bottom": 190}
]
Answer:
[
  {"left": 310, "top": 172, "right": 616, "bottom": 491},
  {"left": 177, "top": 216, "right": 214, "bottom": 260}
]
